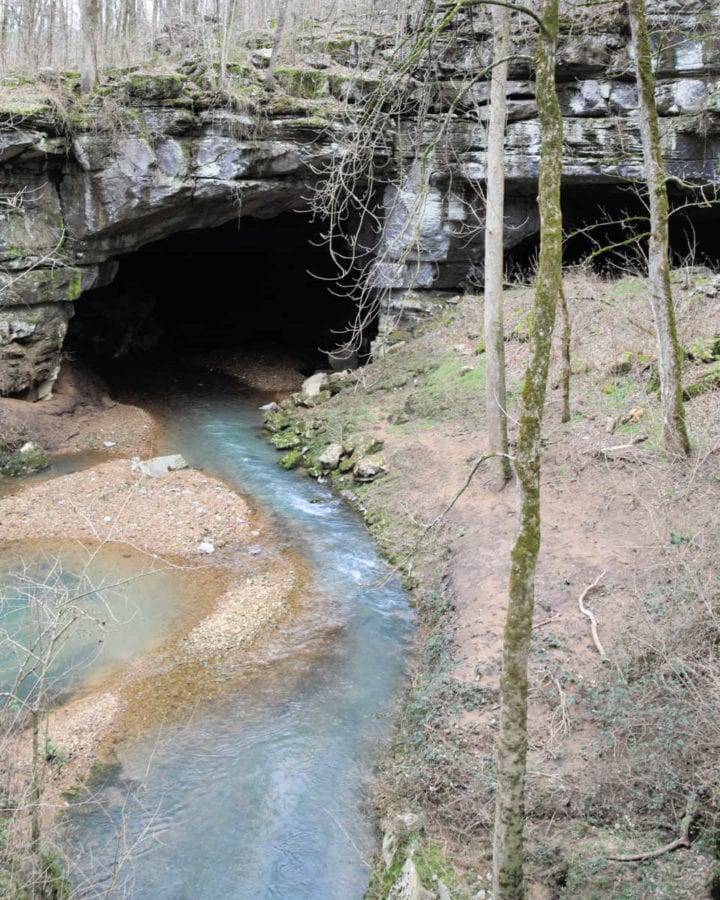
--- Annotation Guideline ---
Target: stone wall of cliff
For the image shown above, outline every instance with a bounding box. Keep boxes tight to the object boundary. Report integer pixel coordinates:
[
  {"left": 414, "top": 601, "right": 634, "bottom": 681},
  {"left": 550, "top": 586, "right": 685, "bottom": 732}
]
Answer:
[{"left": 1, "top": 3, "right": 719, "bottom": 397}]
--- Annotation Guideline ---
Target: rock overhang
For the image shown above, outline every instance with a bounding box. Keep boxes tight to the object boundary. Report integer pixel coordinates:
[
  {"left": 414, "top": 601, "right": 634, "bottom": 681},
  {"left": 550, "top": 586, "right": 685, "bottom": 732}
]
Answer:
[{"left": 1, "top": 3, "right": 720, "bottom": 397}]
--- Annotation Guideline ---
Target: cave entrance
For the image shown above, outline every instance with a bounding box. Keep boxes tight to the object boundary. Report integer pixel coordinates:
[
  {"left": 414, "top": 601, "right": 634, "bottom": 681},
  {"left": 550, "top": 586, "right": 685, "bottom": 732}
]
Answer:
[
  {"left": 67, "top": 212, "right": 362, "bottom": 391},
  {"left": 504, "top": 183, "right": 720, "bottom": 278}
]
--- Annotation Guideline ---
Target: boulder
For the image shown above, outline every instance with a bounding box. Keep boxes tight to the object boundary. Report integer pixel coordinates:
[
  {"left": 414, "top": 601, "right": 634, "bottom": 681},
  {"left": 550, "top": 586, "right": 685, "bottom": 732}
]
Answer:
[
  {"left": 0, "top": 441, "right": 50, "bottom": 477},
  {"left": 353, "top": 454, "right": 387, "bottom": 482},
  {"left": 279, "top": 449, "right": 304, "bottom": 469},
  {"left": 387, "top": 858, "right": 435, "bottom": 900},
  {"left": 317, "top": 442, "right": 345, "bottom": 470},
  {"left": 131, "top": 454, "right": 188, "bottom": 477},
  {"left": 301, "top": 372, "right": 330, "bottom": 397},
  {"left": 345, "top": 434, "right": 384, "bottom": 457}
]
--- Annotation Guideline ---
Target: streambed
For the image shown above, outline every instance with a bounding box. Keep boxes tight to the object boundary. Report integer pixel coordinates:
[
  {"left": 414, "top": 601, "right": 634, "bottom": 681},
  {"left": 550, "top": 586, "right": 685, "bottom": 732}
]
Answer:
[{"left": 45, "top": 378, "right": 412, "bottom": 897}]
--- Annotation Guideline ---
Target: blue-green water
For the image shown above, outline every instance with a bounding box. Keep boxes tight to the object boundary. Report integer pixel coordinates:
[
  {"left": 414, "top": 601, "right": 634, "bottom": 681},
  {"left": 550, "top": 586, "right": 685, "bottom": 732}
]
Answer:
[
  {"left": 63, "top": 382, "right": 413, "bottom": 898},
  {"left": 0, "top": 542, "right": 194, "bottom": 704}
]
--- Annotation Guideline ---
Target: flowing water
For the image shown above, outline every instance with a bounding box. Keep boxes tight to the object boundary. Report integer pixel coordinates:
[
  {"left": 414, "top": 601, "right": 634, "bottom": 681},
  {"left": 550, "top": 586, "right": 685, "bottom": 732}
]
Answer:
[{"left": 49, "top": 378, "right": 413, "bottom": 898}]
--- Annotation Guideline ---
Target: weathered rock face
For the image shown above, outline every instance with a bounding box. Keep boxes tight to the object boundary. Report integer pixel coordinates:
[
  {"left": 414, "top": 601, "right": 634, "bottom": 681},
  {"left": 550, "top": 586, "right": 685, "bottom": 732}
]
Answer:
[
  {"left": 1, "top": 83, "right": 341, "bottom": 395},
  {"left": 1, "top": 2, "right": 719, "bottom": 397}
]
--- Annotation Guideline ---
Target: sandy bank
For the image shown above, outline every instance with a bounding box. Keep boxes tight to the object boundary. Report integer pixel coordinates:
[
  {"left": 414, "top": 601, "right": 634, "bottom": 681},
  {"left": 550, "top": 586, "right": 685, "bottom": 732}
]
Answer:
[
  {"left": 0, "top": 458, "right": 256, "bottom": 556},
  {"left": 0, "top": 455, "right": 303, "bottom": 809}
]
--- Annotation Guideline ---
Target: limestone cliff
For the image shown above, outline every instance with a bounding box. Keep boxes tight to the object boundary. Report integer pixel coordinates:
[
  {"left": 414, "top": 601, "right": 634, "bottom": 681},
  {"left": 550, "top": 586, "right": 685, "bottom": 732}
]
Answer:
[{"left": 1, "top": 4, "right": 719, "bottom": 397}]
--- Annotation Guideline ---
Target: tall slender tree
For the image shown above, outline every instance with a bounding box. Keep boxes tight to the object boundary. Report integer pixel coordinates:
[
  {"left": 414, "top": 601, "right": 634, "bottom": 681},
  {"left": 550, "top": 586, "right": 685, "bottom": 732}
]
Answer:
[
  {"left": 492, "top": 0, "right": 563, "bottom": 893},
  {"left": 80, "top": 0, "right": 100, "bottom": 93},
  {"left": 628, "top": 0, "right": 690, "bottom": 457},
  {"left": 483, "top": 1, "right": 512, "bottom": 491}
]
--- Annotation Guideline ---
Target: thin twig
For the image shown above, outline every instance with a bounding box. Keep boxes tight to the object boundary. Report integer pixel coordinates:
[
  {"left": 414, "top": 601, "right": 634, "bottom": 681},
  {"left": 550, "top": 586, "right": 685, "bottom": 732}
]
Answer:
[
  {"left": 322, "top": 806, "right": 372, "bottom": 868},
  {"left": 599, "top": 434, "right": 648, "bottom": 455},
  {"left": 532, "top": 613, "right": 561, "bottom": 630}
]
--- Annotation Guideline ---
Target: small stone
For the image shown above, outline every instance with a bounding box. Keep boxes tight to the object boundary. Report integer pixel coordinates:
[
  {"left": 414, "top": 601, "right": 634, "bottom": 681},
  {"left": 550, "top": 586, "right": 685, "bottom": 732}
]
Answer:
[{"left": 197, "top": 541, "right": 215, "bottom": 554}]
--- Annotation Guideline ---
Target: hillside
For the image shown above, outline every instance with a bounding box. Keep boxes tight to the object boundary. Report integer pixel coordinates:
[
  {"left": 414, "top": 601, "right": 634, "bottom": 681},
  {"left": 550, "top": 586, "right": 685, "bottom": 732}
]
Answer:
[{"left": 264, "top": 267, "right": 720, "bottom": 898}]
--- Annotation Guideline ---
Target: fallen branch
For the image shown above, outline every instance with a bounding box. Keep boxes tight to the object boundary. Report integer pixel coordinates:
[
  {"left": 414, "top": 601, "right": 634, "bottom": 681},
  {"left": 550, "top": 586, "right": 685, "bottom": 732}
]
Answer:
[
  {"left": 599, "top": 434, "right": 648, "bottom": 456},
  {"left": 609, "top": 794, "right": 696, "bottom": 862},
  {"left": 578, "top": 571, "right": 606, "bottom": 657}
]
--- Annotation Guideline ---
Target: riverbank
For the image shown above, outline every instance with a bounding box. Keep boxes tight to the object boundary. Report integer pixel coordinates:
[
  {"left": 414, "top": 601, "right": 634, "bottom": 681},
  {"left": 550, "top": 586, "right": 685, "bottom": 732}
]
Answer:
[
  {"left": 262, "top": 270, "right": 720, "bottom": 898},
  {"left": 0, "top": 394, "right": 305, "bottom": 890}
]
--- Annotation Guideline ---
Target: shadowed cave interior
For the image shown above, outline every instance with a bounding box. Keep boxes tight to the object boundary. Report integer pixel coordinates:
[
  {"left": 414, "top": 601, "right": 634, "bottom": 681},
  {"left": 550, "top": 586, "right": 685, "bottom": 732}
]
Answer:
[
  {"left": 505, "top": 184, "right": 720, "bottom": 278},
  {"left": 66, "top": 212, "right": 363, "bottom": 381},
  {"left": 66, "top": 187, "right": 720, "bottom": 388}
]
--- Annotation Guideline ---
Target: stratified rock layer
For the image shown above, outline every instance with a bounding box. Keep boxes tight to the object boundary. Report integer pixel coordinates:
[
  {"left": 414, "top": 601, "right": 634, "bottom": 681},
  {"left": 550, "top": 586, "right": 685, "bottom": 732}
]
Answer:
[{"left": 1, "top": 2, "right": 719, "bottom": 395}]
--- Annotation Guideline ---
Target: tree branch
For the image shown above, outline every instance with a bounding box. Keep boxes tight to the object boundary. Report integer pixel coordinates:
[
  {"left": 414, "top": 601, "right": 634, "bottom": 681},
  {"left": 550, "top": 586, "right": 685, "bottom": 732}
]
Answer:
[{"left": 608, "top": 794, "right": 696, "bottom": 862}]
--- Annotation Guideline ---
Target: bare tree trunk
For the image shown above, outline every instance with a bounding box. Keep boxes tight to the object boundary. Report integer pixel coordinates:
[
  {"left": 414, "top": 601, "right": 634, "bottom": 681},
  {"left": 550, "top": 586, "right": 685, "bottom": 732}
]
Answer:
[
  {"left": 80, "top": 0, "right": 99, "bottom": 93},
  {"left": 264, "top": 0, "right": 290, "bottom": 91},
  {"left": 30, "top": 708, "right": 41, "bottom": 857},
  {"left": 219, "top": 0, "right": 239, "bottom": 85},
  {"left": 559, "top": 281, "right": 571, "bottom": 422},
  {"left": 628, "top": 0, "right": 690, "bottom": 458},
  {"left": 483, "top": 1, "right": 512, "bottom": 491},
  {"left": 0, "top": 0, "right": 8, "bottom": 69},
  {"left": 492, "top": 0, "right": 563, "bottom": 895}
]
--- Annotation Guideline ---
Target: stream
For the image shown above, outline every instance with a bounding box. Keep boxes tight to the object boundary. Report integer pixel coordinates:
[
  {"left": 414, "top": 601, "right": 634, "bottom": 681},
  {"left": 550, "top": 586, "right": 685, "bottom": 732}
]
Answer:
[{"left": 39, "top": 377, "right": 413, "bottom": 897}]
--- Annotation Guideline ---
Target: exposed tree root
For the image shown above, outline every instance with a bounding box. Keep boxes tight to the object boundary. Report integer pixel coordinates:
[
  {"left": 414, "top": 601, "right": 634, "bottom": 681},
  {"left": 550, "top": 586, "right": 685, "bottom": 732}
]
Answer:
[
  {"left": 608, "top": 795, "right": 696, "bottom": 862},
  {"left": 578, "top": 571, "right": 606, "bottom": 657}
]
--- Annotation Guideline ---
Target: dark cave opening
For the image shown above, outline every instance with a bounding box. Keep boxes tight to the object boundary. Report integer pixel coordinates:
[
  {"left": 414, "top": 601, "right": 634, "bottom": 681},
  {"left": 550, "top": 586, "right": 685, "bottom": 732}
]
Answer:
[
  {"left": 67, "top": 212, "right": 363, "bottom": 384},
  {"left": 505, "top": 184, "right": 720, "bottom": 278}
]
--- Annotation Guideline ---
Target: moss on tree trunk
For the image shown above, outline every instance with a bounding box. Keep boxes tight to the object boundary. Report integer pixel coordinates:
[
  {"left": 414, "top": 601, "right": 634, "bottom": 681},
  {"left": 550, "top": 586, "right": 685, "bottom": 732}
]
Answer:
[
  {"left": 492, "top": 0, "right": 563, "bottom": 895},
  {"left": 628, "top": 0, "right": 690, "bottom": 458}
]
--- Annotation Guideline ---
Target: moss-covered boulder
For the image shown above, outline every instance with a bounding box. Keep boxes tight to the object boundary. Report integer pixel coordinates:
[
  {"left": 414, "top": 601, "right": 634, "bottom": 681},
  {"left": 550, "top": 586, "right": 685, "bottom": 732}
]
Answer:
[
  {"left": 127, "top": 72, "right": 186, "bottom": 101},
  {"left": 272, "top": 431, "right": 302, "bottom": 450},
  {"left": 0, "top": 441, "right": 50, "bottom": 477},
  {"left": 279, "top": 449, "right": 304, "bottom": 470}
]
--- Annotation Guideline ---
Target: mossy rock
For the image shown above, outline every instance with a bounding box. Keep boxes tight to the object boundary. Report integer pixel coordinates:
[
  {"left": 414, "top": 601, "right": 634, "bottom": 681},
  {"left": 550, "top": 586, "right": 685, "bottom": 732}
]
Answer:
[
  {"left": 274, "top": 68, "right": 329, "bottom": 100},
  {"left": 686, "top": 335, "right": 720, "bottom": 363},
  {"left": 607, "top": 350, "right": 649, "bottom": 376},
  {"left": 683, "top": 360, "right": 720, "bottom": 400},
  {"left": 509, "top": 310, "right": 533, "bottom": 343},
  {"left": 264, "top": 409, "right": 294, "bottom": 433},
  {"left": 128, "top": 72, "right": 186, "bottom": 100},
  {"left": 279, "top": 449, "right": 304, "bottom": 470},
  {"left": 0, "top": 443, "right": 50, "bottom": 477},
  {"left": 345, "top": 435, "right": 384, "bottom": 457},
  {"left": 272, "top": 432, "right": 301, "bottom": 450},
  {"left": 607, "top": 352, "right": 634, "bottom": 376}
]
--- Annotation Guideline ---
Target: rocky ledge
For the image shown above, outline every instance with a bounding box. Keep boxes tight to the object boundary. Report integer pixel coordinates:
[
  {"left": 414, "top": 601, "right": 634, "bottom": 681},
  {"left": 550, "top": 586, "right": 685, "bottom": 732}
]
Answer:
[{"left": 1, "top": 3, "right": 719, "bottom": 398}]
